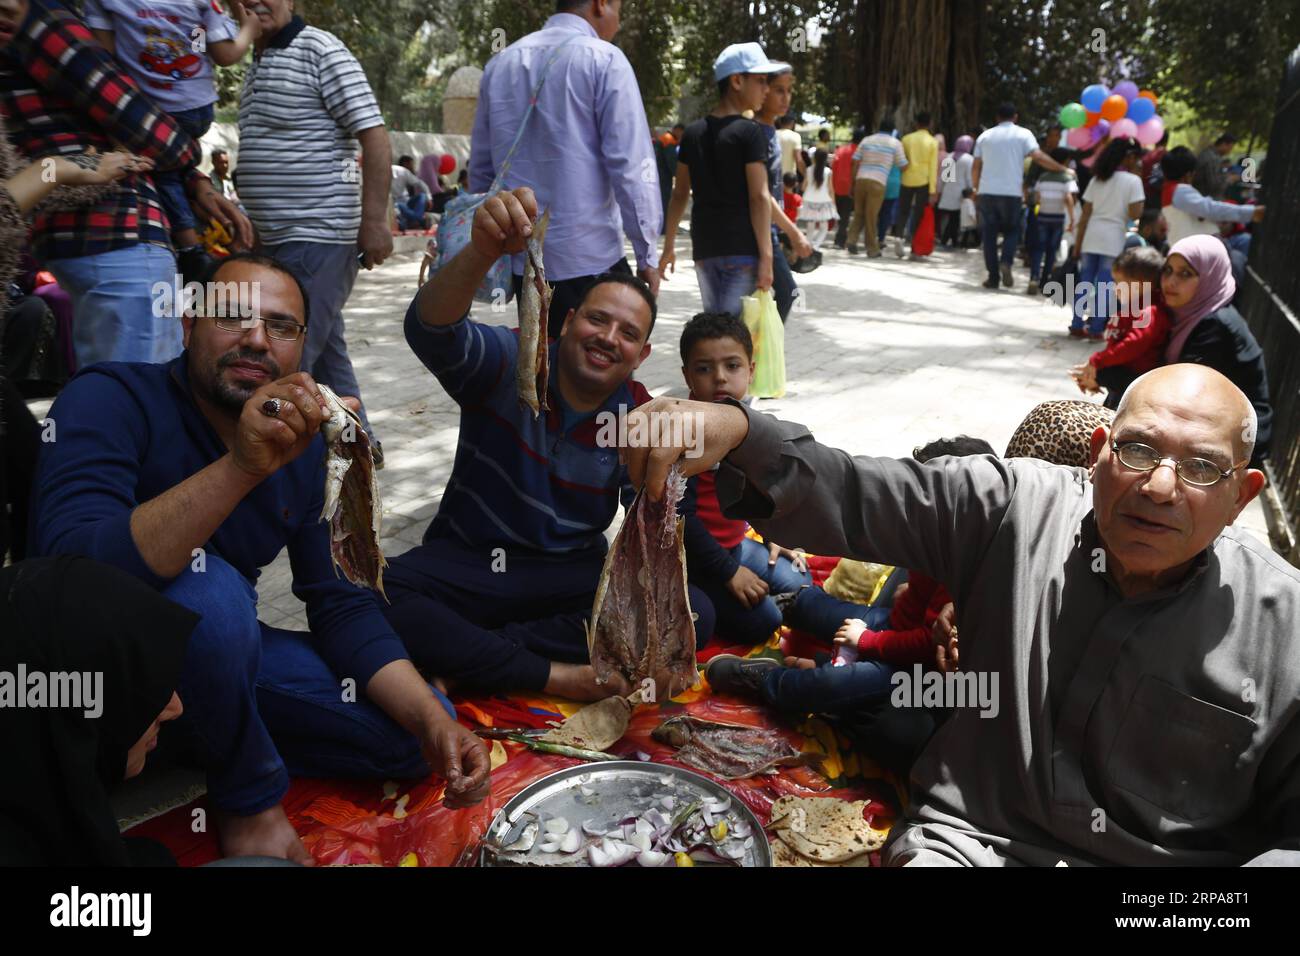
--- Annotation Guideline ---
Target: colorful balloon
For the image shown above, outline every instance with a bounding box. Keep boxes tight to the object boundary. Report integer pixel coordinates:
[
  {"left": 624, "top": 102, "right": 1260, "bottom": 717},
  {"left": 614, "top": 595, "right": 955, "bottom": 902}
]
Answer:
[
  {"left": 1100, "top": 94, "right": 1128, "bottom": 122},
  {"left": 1126, "top": 96, "right": 1156, "bottom": 124},
  {"left": 1084, "top": 110, "right": 1101, "bottom": 128},
  {"left": 1096, "top": 119, "right": 1111, "bottom": 139},
  {"left": 1136, "top": 115, "right": 1165, "bottom": 147},
  {"left": 1113, "top": 80, "right": 1140, "bottom": 103},
  {"left": 1081, "top": 84, "right": 1110, "bottom": 113},
  {"left": 1059, "top": 103, "right": 1088, "bottom": 129},
  {"left": 1137, "top": 90, "right": 1158, "bottom": 107},
  {"left": 439, "top": 153, "right": 456, "bottom": 175},
  {"left": 1067, "top": 126, "right": 1093, "bottom": 149},
  {"left": 1110, "top": 118, "right": 1139, "bottom": 140}
]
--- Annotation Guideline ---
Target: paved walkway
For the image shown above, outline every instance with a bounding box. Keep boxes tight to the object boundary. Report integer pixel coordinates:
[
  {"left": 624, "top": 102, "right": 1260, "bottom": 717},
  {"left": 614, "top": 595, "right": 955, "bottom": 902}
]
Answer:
[{"left": 250, "top": 237, "right": 1269, "bottom": 629}]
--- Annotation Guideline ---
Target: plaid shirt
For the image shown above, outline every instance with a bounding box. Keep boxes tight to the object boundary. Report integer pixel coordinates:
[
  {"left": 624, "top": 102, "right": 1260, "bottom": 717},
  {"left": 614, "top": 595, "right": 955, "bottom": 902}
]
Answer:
[{"left": 0, "top": 0, "right": 206, "bottom": 261}]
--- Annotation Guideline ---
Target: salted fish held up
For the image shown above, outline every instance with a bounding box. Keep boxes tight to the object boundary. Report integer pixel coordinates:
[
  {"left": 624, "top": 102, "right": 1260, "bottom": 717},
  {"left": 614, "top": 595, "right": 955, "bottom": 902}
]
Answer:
[
  {"left": 318, "top": 383, "right": 387, "bottom": 599},
  {"left": 651, "top": 714, "right": 824, "bottom": 780},
  {"left": 517, "top": 208, "right": 552, "bottom": 417},
  {"left": 586, "top": 464, "right": 697, "bottom": 702}
]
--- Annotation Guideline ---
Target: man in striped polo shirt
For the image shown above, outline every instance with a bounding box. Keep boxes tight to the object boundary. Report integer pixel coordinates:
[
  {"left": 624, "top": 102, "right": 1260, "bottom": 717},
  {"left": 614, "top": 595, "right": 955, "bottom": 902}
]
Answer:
[
  {"left": 236, "top": 0, "right": 393, "bottom": 455},
  {"left": 845, "top": 119, "right": 907, "bottom": 257},
  {"left": 383, "top": 187, "right": 716, "bottom": 702}
]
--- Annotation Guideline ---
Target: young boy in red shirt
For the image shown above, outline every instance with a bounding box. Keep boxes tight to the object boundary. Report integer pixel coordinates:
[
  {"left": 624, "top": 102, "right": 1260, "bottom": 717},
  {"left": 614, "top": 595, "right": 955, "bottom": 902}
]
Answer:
[
  {"left": 678, "top": 313, "right": 811, "bottom": 646},
  {"left": 1069, "top": 246, "right": 1171, "bottom": 410},
  {"left": 782, "top": 172, "right": 802, "bottom": 223}
]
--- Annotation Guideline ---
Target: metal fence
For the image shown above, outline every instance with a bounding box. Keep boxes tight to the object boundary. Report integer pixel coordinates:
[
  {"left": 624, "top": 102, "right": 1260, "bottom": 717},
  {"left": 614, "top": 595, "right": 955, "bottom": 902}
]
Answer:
[{"left": 1243, "top": 44, "right": 1300, "bottom": 566}]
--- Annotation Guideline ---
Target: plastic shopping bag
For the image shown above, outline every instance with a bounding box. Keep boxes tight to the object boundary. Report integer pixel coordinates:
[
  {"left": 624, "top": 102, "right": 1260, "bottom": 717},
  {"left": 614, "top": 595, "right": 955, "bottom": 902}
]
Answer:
[
  {"left": 432, "top": 191, "right": 514, "bottom": 305},
  {"left": 960, "top": 196, "right": 977, "bottom": 230},
  {"left": 912, "top": 205, "right": 935, "bottom": 256},
  {"left": 740, "top": 288, "right": 786, "bottom": 399}
]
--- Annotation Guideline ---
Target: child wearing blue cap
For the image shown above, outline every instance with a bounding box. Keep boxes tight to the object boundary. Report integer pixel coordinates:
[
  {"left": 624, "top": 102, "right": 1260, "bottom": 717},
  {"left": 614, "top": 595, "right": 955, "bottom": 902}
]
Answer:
[{"left": 659, "top": 43, "right": 786, "bottom": 318}]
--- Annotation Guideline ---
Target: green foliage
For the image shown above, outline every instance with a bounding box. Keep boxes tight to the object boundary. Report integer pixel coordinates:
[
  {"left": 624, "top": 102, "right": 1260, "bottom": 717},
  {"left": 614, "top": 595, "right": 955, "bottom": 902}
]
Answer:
[
  {"left": 981, "top": 0, "right": 1156, "bottom": 135},
  {"left": 197, "top": 0, "right": 1296, "bottom": 150},
  {"left": 1146, "top": 0, "right": 1300, "bottom": 149}
]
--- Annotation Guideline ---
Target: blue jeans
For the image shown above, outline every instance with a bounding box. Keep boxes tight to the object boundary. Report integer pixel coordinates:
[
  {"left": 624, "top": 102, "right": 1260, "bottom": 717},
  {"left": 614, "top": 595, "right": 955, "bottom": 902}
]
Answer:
[
  {"left": 397, "top": 193, "right": 429, "bottom": 231},
  {"left": 1072, "top": 252, "right": 1115, "bottom": 335},
  {"left": 45, "top": 243, "right": 182, "bottom": 367},
  {"left": 156, "top": 103, "right": 215, "bottom": 236},
  {"left": 161, "top": 555, "right": 440, "bottom": 815},
  {"left": 695, "top": 255, "right": 757, "bottom": 318},
  {"left": 762, "top": 659, "right": 941, "bottom": 773},
  {"left": 1031, "top": 214, "right": 1066, "bottom": 282},
  {"left": 978, "top": 194, "right": 1023, "bottom": 280},
  {"left": 260, "top": 240, "right": 371, "bottom": 434},
  {"left": 783, "top": 584, "right": 894, "bottom": 641},
  {"left": 770, "top": 231, "right": 797, "bottom": 323},
  {"left": 877, "top": 197, "right": 898, "bottom": 244},
  {"left": 696, "top": 537, "right": 813, "bottom": 646},
  {"left": 1024, "top": 203, "right": 1040, "bottom": 263}
]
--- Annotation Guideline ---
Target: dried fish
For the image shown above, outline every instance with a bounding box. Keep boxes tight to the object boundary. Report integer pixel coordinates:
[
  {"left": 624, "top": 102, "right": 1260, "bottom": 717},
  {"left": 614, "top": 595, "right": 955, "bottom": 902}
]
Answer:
[
  {"left": 517, "top": 208, "right": 552, "bottom": 417},
  {"left": 587, "top": 464, "right": 697, "bottom": 700},
  {"left": 651, "top": 715, "right": 825, "bottom": 780},
  {"left": 318, "top": 383, "right": 386, "bottom": 598}
]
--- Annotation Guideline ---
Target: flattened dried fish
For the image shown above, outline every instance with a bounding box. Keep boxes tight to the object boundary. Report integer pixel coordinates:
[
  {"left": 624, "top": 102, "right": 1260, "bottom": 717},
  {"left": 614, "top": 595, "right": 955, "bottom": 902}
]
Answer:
[
  {"left": 586, "top": 464, "right": 697, "bottom": 701},
  {"left": 651, "top": 714, "right": 824, "bottom": 780},
  {"left": 318, "top": 383, "right": 387, "bottom": 598},
  {"left": 517, "top": 208, "right": 551, "bottom": 417}
]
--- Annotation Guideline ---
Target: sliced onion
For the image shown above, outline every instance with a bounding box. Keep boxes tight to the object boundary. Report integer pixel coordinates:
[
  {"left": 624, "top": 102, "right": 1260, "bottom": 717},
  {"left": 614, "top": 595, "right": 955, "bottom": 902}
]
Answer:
[
  {"left": 635, "top": 751, "right": 651, "bottom": 761},
  {"left": 634, "top": 817, "right": 655, "bottom": 837},
  {"left": 588, "top": 845, "right": 610, "bottom": 867},
  {"left": 717, "top": 842, "right": 746, "bottom": 860},
  {"left": 538, "top": 838, "right": 562, "bottom": 854},
  {"left": 544, "top": 817, "right": 569, "bottom": 835},
  {"left": 705, "top": 797, "right": 731, "bottom": 814},
  {"left": 658, "top": 774, "right": 674, "bottom": 786},
  {"left": 578, "top": 785, "right": 595, "bottom": 797},
  {"left": 702, "top": 808, "right": 715, "bottom": 827},
  {"left": 560, "top": 829, "right": 582, "bottom": 854},
  {"left": 731, "top": 821, "right": 751, "bottom": 839},
  {"left": 662, "top": 796, "right": 676, "bottom": 811},
  {"left": 637, "top": 849, "right": 669, "bottom": 867},
  {"left": 581, "top": 820, "right": 606, "bottom": 838}
]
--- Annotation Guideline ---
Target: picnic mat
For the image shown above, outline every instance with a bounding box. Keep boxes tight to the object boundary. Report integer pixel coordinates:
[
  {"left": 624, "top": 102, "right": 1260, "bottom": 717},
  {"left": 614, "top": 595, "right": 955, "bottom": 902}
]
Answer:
[{"left": 124, "top": 557, "right": 904, "bottom": 866}]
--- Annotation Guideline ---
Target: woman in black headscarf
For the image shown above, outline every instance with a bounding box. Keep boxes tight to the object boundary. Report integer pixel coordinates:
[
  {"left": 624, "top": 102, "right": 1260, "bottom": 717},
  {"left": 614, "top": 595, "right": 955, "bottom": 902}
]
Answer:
[{"left": 0, "top": 555, "right": 197, "bottom": 866}]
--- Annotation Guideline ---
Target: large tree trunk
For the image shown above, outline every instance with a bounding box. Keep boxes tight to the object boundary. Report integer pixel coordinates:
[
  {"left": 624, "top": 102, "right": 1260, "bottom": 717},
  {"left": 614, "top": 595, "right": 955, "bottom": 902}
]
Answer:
[{"left": 855, "top": 0, "right": 983, "bottom": 139}]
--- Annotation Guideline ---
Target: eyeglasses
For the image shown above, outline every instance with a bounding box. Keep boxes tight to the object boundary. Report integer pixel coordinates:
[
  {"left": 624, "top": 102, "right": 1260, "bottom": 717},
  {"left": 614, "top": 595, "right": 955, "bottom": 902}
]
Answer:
[
  {"left": 209, "top": 315, "right": 305, "bottom": 342},
  {"left": 1110, "top": 440, "right": 1245, "bottom": 487}
]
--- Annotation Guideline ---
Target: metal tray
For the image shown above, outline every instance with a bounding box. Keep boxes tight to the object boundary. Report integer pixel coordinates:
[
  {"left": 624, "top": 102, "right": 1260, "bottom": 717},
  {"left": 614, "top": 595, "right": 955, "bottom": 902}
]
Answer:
[{"left": 481, "top": 760, "right": 771, "bottom": 867}]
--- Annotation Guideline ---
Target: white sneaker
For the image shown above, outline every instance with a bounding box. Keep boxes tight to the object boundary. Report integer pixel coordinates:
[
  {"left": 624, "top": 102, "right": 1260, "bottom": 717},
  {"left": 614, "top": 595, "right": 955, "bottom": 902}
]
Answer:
[{"left": 893, "top": 236, "right": 905, "bottom": 258}]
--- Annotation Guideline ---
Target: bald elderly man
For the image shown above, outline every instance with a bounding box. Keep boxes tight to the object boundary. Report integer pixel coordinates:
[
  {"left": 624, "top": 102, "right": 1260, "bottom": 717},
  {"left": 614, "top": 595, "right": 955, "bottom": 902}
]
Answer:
[{"left": 624, "top": 365, "right": 1300, "bottom": 866}]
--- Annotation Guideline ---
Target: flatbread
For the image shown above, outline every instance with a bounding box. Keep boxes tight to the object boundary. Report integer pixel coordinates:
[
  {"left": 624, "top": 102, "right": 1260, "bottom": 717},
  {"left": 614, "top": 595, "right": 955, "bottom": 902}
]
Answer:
[
  {"left": 766, "top": 796, "right": 885, "bottom": 863},
  {"left": 539, "top": 695, "right": 632, "bottom": 752}
]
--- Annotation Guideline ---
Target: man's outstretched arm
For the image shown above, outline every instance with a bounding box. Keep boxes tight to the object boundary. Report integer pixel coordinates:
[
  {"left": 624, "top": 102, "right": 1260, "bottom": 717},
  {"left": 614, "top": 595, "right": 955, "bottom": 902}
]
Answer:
[{"left": 415, "top": 187, "right": 538, "bottom": 329}]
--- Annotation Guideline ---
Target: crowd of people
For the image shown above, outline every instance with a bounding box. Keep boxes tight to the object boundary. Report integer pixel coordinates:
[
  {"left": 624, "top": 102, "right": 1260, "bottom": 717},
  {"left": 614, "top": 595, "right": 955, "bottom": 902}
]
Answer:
[{"left": 1, "top": 0, "right": 1297, "bottom": 872}]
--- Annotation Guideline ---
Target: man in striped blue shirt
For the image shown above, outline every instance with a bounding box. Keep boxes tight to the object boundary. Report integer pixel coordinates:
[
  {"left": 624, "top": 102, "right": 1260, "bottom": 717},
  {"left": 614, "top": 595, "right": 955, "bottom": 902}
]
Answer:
[{"left": 383, "top": 188, "right": 715, "bottom": 701}]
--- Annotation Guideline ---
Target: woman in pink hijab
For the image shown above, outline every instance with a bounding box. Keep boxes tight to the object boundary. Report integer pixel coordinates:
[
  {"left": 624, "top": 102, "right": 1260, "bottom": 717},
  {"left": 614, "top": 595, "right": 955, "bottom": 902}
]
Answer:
[{"left": 1161, "top": 235, "right": 1273, "bottom": 466}]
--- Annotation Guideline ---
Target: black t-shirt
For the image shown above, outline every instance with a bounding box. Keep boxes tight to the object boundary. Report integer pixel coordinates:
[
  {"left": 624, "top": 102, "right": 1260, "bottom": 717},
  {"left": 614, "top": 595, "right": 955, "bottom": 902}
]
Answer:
[{"left": 678, "top": 114, "right": 769, "bottom": 260}]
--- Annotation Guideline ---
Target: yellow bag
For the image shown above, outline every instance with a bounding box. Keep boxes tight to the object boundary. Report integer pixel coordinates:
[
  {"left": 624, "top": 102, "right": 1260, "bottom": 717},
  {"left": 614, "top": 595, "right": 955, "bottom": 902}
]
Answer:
[{"left": 740, "top": 288, "right": 786, "bottom": 399}]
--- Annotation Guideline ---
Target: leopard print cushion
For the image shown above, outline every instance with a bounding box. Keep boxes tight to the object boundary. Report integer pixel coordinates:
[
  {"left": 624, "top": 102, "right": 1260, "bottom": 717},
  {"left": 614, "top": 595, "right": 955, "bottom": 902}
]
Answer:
[{"left": 1005, "top": 400, "right": 1115, "bottom": 469}]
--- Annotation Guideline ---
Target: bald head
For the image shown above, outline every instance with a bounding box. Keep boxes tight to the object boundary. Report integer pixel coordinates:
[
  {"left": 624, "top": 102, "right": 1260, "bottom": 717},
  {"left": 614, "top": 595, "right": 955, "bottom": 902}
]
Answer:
[{"left": 1115, "top": 364, "right": 1256, "bottom": 465}]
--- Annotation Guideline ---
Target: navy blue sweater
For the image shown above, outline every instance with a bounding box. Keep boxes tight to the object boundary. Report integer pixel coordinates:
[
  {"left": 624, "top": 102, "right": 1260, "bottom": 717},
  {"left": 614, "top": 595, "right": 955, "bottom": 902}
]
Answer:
[{"left": 30, "top": 354, "right": 407, "bottom": 686}]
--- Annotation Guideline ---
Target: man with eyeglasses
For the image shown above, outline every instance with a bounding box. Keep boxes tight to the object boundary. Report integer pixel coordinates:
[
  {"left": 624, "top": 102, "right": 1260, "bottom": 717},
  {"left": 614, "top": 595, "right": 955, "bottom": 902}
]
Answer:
[
  {"left": 30, "top": 252, "right": 492, "bottom": 864},
  {"left": 619, "top": 362, "right": 1300, "bottom": 866}
]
